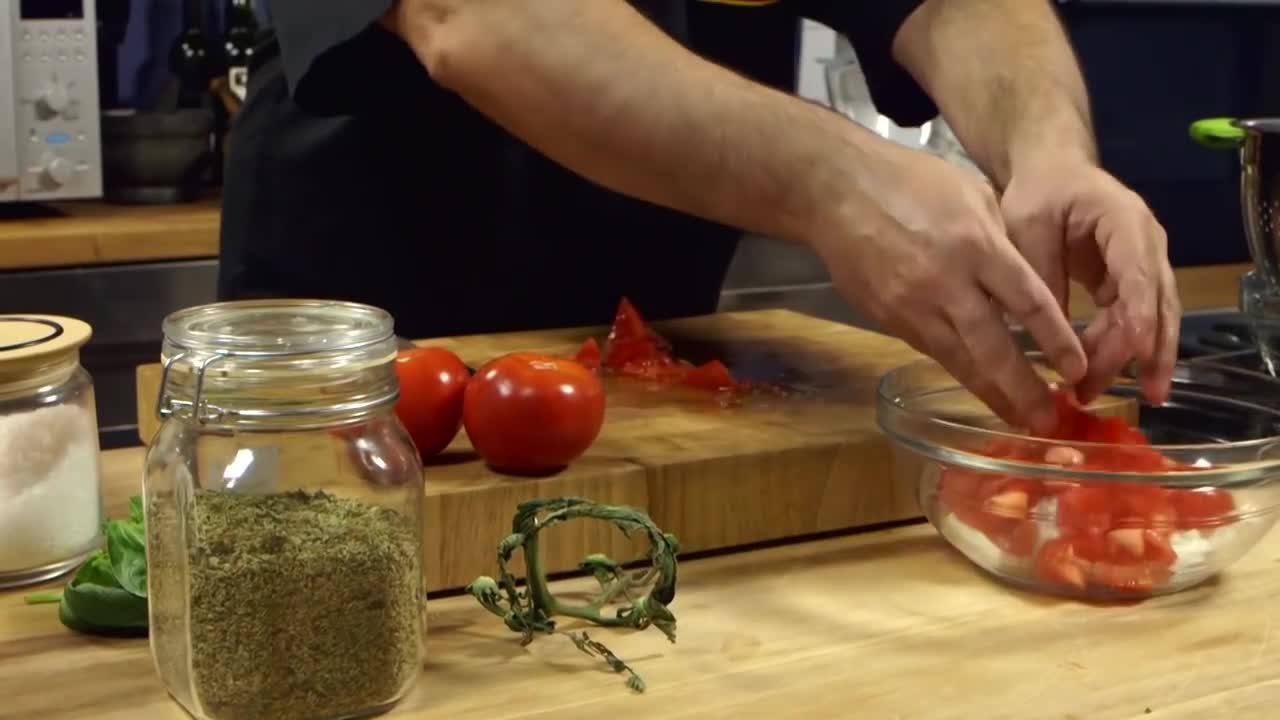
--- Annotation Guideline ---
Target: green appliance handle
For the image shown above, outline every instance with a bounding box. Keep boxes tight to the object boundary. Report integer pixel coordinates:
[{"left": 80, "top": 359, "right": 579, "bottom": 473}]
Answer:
[{"left": 1189, "top": 117, "right": 1245, "bottom": 149}]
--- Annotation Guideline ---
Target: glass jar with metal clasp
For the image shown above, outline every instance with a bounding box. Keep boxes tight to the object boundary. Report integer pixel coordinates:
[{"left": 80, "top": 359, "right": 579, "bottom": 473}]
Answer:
[{"left": 143, "top": 299, "right": 426, "bottom": 720}]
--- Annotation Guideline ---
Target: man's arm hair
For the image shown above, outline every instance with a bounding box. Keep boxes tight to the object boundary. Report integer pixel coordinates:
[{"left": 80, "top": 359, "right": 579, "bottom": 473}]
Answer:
[
  {"left": 380, "top": 0, "right": 888, "bottom": 248},
  {"left": 891, "top": 0, "right": 1097, "bottom": 188}
]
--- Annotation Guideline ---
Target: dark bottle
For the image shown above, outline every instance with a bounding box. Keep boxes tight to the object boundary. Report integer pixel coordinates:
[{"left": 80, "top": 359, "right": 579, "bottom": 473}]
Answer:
[
  {"left": 169, "top": 0, "right": 213, "bottom": 109},
  {"left": 222, "top": 0, "right": 259, "bottom": 101}
]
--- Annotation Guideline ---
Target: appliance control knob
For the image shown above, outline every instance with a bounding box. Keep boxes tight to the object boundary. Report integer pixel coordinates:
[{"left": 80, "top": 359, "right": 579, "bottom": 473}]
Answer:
[
  {"left": 39, "top": 156, "right": 76, "bottom": 187},
  {"left": 36, "top": 83, "right": 70, "bottom": 117}
]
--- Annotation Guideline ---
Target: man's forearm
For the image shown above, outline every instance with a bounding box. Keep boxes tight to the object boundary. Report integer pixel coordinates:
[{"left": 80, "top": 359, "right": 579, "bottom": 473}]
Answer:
[
  {"left": 383, "top": 0, "right": 878, "bottom": 247},
  {"left": 891, "top": 0, "right": 1097, "bottom": 188}
]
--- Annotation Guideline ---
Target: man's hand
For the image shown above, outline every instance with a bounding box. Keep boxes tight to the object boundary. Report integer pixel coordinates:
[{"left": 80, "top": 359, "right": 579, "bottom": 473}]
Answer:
[
  {"left": 817, "top": 134, "right": 1086, "bottom": 433},
  {"left": 891, "top": 0, "right": 1182, "bottom": 407},
  {"left": 1001, "top": 158, "right": 1181, "bottom": 406}
]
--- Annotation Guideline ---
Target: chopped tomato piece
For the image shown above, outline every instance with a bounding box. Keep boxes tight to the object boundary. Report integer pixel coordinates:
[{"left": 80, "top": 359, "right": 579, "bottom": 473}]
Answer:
[
  {"left": 1085, "top": 415, "right": 1149, "bottom": 446},
  {"left": 937, "top": 470, "right": 1044, "bottom": 557},
  {"left": 1042, "top": 389, "right": 1091, "bottom": 441},
  {"left": 1110, "top": 483, "right": 1177, "bottom": 529},
  {"left": 573, "top": 337, "right": 601, "bottom": 372},
  {"left": 1169, "top": 488, "right": 1236, "bottom": 530},
  {"left": 1034, "top": 538, "right": 1090, "bottom": 591},
  {"left": 1142, "top": 529, "right": 1178, "bottom": 565},
  {"left": 1055, "top": 484, "right": 1112, "bottom": 532},
  {"left": 993, "top": 520, "right": 1039, "bottom": 558},
  {"left": 607, "top": 297, "right": 652, "bottom": 347},
  {"left": 681, "top": 359, "right": 739, "bottom": 391},
  {"left": 940, "top": 385, "right": 1227, "bottom": 597},
  {"left": 603, "top": 297, "right": 672, "bottom": 370},
  {"left": 1089, "top": 560, "right": 1171, "bottom": 594},
  {"left": 1066, "top": 527, "right": 1110, "bottom": 562}
]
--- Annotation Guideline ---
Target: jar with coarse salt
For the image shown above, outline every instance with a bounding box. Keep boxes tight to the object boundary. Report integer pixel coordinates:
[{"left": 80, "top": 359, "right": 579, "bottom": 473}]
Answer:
[{"left": 0, "top": 314, "right": 104, "bottom": 589}]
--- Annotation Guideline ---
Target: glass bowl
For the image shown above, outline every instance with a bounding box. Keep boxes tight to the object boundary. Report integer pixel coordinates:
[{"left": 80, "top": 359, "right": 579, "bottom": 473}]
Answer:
[{"left": 877, "top": 353, "right": 1280, "bottom": 600}]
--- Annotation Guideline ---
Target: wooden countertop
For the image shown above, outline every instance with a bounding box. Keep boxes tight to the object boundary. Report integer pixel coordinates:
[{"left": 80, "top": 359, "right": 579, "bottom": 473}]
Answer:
[
  {"left": 3, "top": 448, "right": 1279, "bottom": 719},
  {"left": 0, "top": 198, "right": 219, "bottom": 271}
]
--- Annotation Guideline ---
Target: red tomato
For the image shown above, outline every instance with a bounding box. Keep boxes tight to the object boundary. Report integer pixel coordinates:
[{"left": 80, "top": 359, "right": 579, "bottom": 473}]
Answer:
[
  {"left": 462, "top": 352, "right": 606, "bottom": 474},
  {"left": 393, "top": 347, "right": 470, "bottom": 460}
]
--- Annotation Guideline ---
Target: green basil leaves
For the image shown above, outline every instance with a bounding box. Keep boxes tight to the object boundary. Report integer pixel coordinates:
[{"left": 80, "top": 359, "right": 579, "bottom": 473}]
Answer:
[{"left": 24, "top": 495, "right": 149, "bottom": 637}]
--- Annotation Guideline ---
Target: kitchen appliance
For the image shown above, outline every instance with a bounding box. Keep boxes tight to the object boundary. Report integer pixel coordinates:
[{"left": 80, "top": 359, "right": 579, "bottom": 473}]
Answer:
[
  {"left": 822, "top": 35, "right": 981, "bottom": 176},
  {"left": 1186, "top": 117, "right": 1280, "bottom": 376},
  {"left": 0, "top": 0, "right": 104, "bottom": 203}
]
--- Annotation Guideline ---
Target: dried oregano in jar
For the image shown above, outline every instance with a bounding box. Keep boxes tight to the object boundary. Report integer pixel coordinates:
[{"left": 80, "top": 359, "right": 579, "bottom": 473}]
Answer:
[
  {"left": 146, "top": 300, "right": 427, "bottom": 720},
  {"left": 151, "top": 489, "right": 422, "bottom": 720}
]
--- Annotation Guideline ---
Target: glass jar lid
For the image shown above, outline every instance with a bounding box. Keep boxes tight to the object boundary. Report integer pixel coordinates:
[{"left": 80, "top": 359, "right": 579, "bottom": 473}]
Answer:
[
  {"left": 157, "top": 299, "right": 399, "bottom": 427},
  {"left": 0, "top": 315, "right": 92, "bottom": 395}
]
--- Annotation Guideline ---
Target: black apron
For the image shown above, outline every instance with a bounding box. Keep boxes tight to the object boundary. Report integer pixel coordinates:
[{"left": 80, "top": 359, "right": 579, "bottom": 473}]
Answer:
[{"left": 219, "top": 0, "right": 799, "bottom": 340}]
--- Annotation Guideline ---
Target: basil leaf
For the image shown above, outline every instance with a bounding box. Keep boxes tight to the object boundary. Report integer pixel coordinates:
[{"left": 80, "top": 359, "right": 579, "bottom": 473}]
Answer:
[
  {"left": 129, "top": 495, "right": 144, "bottom": 525},
  {"left": 58, "top": 551, "right": 149, "bottom": 637},
  {"left": 105, "top": 520, "right": 148, "bottom": 598},
  {"left": 58, "top": 588, "right": 148, "bottom": 638},
  {"left": 75, "top": 551, "right": 120, "bottom": 588}
]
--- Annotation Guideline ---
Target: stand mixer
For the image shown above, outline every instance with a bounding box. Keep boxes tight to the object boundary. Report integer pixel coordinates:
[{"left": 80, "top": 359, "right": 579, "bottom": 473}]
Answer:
[{"left": 1190, "top": 117, "right": 1280, "bottom": 375}]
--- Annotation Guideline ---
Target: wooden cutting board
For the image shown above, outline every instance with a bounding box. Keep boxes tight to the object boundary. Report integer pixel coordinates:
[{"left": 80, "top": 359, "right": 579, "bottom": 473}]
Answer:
[{"left": 131, "top": 308, "right": 1118, "bottom": 593}]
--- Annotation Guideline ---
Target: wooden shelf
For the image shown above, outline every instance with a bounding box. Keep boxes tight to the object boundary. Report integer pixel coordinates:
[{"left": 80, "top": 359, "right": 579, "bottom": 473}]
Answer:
[{"left": 0, "top": 197, "right": 220, "bottom": 271}]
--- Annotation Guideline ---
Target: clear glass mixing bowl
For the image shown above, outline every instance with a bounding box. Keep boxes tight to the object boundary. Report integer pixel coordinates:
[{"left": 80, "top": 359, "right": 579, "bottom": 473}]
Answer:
[{"left": 877, "top": 354, "right": 1280, "bottom": 600}]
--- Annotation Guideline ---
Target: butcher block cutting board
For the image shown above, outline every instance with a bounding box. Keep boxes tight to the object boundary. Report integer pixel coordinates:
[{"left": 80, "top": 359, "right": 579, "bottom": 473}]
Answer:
[{"left": 131, "top": 309, "right": 1006, "bottom": 591}]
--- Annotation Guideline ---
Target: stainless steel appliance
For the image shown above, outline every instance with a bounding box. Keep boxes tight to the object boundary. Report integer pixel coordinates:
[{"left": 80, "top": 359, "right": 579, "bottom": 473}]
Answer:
[
  {"left": 1178, "top": 117, "right": 1280, "bottom": 377},
  {"left": 0, "top": 0, "right": 103, "bottom": 203}
]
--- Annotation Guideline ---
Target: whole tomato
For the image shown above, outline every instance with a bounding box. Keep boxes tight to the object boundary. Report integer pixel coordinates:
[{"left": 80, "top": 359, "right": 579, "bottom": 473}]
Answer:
[
  {"left": 393, "top": 346, "right": 470, "bottom": 460},
  {"left": 463, "top": 352, "right": 605, "bottom": 474}
]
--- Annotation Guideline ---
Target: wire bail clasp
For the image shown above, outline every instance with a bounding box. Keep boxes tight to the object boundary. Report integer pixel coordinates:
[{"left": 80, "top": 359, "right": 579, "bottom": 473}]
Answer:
[{"left": 155, "top": 351, "right": 229, "bottom": 424}]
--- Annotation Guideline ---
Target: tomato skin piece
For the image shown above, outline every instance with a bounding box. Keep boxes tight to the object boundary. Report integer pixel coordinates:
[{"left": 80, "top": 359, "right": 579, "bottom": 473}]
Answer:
[
  {"left": 573, "top": 337, "right": 602, "bottom": 372},
  {"left": 462, "top": 353, "right": 606, "bottom": 474},
  {"left": 682, "top": 359, "right": 738, "bottom": 391},
  {"left": 393, "top": 347, "right": 471, "bottom": 460}
]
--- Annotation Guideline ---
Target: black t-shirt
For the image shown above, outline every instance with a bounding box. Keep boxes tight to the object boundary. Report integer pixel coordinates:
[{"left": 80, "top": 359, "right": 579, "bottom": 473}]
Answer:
[{"left": 218, "top": 0, "right": 934, "bottom": 340}]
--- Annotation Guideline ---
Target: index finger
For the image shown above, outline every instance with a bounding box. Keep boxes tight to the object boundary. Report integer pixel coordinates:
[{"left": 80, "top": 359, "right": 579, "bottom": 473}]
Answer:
[
  {"left": 1094, "top": 194, "right": 1161, "bottom": 363},
  {"left": 978, "top": 243, "right": 1087, "bottom": 386}
]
